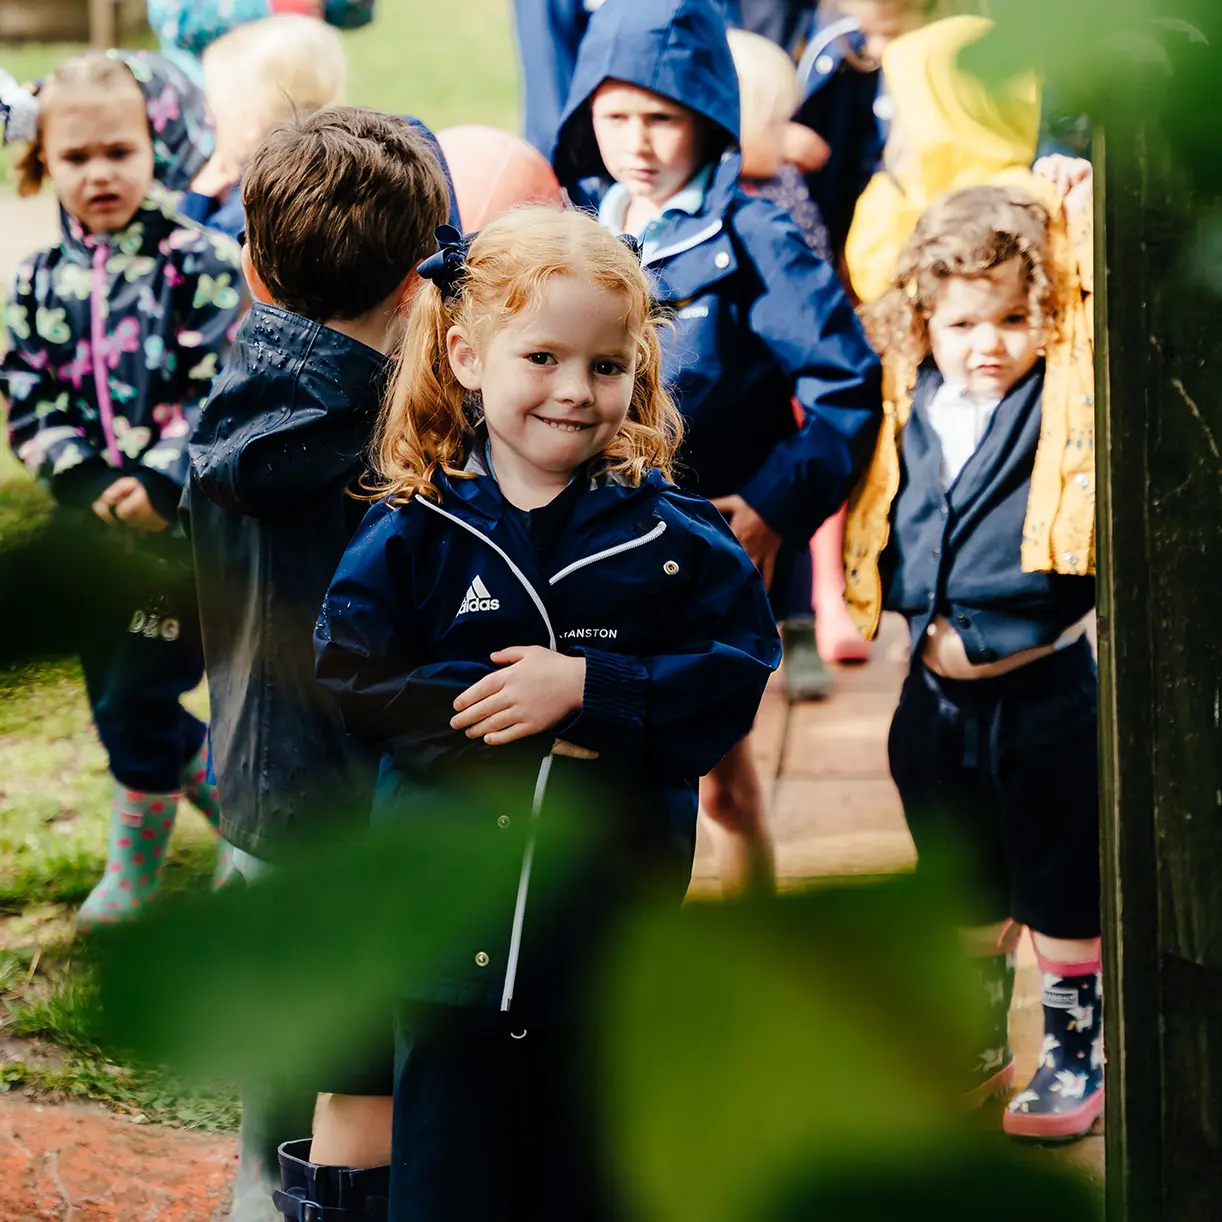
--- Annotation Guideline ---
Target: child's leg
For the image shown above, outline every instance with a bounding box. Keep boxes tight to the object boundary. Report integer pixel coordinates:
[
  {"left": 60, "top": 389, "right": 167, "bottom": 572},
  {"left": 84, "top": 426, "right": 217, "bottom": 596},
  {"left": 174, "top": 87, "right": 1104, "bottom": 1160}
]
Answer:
[
  {"left": 811, "top": 504, "right": 871, "bottom": 664},
  {"left": 888, "top": 665, "right": 1019, "bottom": 1102},
  {"left": 309, "top": 1094, "right": 393, "bottom": 1167},
  {"left": 772, "top": 542, "right": 832, "bottom": 702},
  {"left": 994, "top": 641, "right": 1102, "bottom": 1140},
  {"left": 76, "top": 602, "right": 207, "bottom": 926},
  {"left": 699, "top": 737, "right": 775, "bottom": 895}
]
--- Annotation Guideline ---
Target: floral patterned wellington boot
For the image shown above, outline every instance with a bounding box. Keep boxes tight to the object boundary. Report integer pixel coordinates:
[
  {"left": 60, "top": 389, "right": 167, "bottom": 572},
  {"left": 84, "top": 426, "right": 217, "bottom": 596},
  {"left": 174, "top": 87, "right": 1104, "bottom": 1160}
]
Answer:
[
  {"left": 963, "top": 948, "right": 1017, "bottom": 1108},
  {"left": 178, "top": 740, "right": 237, "bottom": 889},
  {"left": 1004, "top": 947, "right": 1104, "bottom": 1141},
  {"left": 77, "top": 786, "right": 179, "bottom": 929}
]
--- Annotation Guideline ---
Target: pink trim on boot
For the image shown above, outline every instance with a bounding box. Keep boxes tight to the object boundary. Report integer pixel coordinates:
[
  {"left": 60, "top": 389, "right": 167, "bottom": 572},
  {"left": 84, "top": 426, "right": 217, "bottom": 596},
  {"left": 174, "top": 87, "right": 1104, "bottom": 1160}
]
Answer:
[
  {"left": 1003, "top": 1085, "right": 1104, "bottom": 1140},
  {"left": 1034, "top": 937, "right": 1102, "bottom": 979}
]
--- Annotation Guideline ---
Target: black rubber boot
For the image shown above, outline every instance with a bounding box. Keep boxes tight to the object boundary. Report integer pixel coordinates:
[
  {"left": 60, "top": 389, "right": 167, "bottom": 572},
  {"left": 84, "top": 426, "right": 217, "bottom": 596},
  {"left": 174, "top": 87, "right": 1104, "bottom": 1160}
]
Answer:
[
  {"left": 962, "top": 950, "right": 1016, "bottom": 1108},
  {"left": 780, "top": 617, "right": 832, "bottom": 702},
  {"left": 274, "top": 1139, "right": 390, "bottom": 1221}
]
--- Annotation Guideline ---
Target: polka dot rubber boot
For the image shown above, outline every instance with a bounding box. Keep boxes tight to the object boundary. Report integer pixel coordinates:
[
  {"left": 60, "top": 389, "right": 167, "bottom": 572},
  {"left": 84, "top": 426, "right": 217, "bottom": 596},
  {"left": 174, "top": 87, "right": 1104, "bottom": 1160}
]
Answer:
[
  {"left": 178, "top": 740, "right": 237, "bottom": 889},
  {"left": 180, "top": 740, "right": 221, "bottom": 832},
  {"left": 1004, "top": 955, "right": 1104, "bottom": 1142},
  {"left": 77, "top": 787, "right": 179, "bottom": 929}
]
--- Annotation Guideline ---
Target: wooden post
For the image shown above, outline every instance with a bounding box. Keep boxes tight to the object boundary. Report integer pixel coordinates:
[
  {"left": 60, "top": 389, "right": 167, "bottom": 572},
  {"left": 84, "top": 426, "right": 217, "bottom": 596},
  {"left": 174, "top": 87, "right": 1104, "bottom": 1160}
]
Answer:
[
  {"left": 1097, "top": 106, "right": 1222, "bottom": 1219},
  {"left": 88, "top": 0, "right": 116, "bottom": 47}
]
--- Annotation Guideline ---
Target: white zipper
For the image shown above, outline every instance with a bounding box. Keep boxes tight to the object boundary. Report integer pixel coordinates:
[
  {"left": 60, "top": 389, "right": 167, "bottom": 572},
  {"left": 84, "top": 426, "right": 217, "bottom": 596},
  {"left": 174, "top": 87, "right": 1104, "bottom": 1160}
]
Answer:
[
  {"left": 499, "top": 752, "right": 553, "bottom": 1012},
  {"left": 549, "top": 519, "right": 668, "bottom": 585},
  {"left": 417, "top": 495, "right": 557, "bottom": 1012},
  {"left": 644, "top": 219, "right": 724, "bottom": 268}
]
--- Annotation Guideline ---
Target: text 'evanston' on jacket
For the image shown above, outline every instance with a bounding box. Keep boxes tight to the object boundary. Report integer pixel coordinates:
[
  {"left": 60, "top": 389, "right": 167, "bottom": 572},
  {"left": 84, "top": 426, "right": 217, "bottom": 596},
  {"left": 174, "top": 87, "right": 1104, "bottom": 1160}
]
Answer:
[
  {"left": 550, "top": 0, "right": 882, "bottom": 546},
  {"left": 314, "top": 451, "right": 780, "bottom": 1017}
]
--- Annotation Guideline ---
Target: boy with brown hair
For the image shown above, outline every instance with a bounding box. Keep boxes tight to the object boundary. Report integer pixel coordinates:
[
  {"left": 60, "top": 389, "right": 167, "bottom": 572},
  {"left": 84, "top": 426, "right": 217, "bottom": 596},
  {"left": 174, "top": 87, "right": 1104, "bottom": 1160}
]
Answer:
[{"left": 186, "top": 105, "right": 452, "bottom": 1221}]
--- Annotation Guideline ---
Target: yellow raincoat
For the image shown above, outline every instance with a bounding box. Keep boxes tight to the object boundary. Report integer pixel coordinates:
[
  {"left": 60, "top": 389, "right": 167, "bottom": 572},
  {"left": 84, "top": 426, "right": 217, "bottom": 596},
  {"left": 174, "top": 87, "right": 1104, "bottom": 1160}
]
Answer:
[
  {"left": 844, "top": 16, "right": 1041, "bottom": 306},
  {"left": 840, "top": 19, "right": 1095, "bottom": 642}
]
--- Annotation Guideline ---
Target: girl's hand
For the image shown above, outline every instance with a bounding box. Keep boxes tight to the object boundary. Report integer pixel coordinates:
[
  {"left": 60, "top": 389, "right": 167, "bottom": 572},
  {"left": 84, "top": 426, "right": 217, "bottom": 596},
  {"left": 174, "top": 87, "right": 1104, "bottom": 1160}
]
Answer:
[
  {"left": 451, "top": 647, "right": 586, "bottom": 745},
  {"left": 710, "top": 495, "right": 782, "bottom": 588},
  {"left": 92, "top": 476, "right": 140, "bottom": 526},
  {"left": 93, "top": 477, "right": 169, "bottom": 533},
  {"left": 1033, "top": 155, "right": 1093, "bottom": 203}
]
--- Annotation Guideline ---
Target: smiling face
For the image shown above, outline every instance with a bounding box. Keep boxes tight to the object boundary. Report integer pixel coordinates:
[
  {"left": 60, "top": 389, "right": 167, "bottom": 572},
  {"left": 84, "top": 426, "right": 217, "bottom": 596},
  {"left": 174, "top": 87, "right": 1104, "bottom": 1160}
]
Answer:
[
  {"left": 42, "top": 79, "right": 154, "bottom": 234},
  {"left": 590, "top": 80, "right": 706, "bottom": 207},
  {"left": 926, "top": 257, "right": 1042, "bottom": 399},
  {"left": 447, "top": 273, "right": 637, "bottom": 506}
]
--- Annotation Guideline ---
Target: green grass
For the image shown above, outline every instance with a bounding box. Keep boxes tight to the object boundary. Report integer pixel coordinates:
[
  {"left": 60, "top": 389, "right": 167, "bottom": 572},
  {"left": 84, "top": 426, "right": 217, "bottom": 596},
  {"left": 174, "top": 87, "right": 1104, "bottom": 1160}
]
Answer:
[{"left": 0, "top": 0, "right": 521, "bottom": 1127}]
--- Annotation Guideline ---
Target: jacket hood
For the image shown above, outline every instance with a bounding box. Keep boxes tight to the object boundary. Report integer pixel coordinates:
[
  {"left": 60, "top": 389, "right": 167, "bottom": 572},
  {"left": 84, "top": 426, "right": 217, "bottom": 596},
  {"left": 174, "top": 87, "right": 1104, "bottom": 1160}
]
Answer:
[
  {"left": 190, "top": 303, "right": 390, "bottom": 517},
  {"left": 109, "top": 50, "right": 214, "bottom": 191},
  {"left": 551, "top": 0, "right": 740, "bottom": 185},
  {"left": 843, "top": 16, "right": 1041, "bottom": 303},
  {"left": 880, "top": 16, "right": 1038, "bottom": 203}
]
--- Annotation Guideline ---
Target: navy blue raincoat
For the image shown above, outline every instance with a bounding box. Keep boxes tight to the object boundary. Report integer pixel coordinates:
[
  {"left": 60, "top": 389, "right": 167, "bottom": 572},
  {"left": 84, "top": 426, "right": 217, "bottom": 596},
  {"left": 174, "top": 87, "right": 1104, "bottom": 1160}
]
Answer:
[
  {"left": 313, "top": 454, "right": 780, "bottom": 1015},
  {"left": 551, "top": 0, "right": 881, "bottom": 545},
  {"left": 188, "top": 306, "right": 393, "bottom": 859}
]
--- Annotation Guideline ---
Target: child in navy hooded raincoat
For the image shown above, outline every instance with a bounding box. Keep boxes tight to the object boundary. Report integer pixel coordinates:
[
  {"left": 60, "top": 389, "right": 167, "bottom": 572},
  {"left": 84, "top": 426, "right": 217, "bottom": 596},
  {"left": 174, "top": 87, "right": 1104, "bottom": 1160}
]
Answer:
[
  {"left": 549, "top": 0, "right": 880, "bottom": 893},
  {"left": 1, "top": 51, "right": 242, "bottom": 928},
  {"left": 314, "top": 206, "right": 780, "bottom": 1220}
]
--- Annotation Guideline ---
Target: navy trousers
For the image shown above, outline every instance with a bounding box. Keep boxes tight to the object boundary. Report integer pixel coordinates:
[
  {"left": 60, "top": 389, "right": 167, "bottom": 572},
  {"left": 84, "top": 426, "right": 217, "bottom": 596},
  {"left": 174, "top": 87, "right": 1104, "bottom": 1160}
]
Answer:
[{"left": 390, "top": 1011, "right": 623, "bottom": 1222}]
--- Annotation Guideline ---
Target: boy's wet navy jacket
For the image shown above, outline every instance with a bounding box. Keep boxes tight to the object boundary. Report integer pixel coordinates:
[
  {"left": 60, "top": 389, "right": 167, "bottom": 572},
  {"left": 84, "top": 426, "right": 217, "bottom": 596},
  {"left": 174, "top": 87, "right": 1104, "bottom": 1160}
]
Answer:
[
  {"left": 314, "top": 455, "right": 780, "bottom": 1018},
  {"left": 551, "top": 0, "right": 881, "bottom": 545},
  {"left": 188, "top": 304, "right": 391, "bottom": 859}
]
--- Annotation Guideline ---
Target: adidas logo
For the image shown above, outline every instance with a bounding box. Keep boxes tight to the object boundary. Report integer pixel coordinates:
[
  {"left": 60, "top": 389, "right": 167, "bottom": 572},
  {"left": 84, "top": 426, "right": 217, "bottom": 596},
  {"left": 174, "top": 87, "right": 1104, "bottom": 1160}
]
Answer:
[{"left": 458, "top": 575, "right": 500, "bottom": 615}]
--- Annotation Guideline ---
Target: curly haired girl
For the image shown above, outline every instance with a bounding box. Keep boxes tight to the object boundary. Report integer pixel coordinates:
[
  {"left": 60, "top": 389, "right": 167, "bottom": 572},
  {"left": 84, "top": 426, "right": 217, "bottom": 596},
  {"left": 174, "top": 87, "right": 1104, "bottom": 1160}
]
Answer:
[{"left": 845, "top": 182, "right": 1102, "bottom": 1141}]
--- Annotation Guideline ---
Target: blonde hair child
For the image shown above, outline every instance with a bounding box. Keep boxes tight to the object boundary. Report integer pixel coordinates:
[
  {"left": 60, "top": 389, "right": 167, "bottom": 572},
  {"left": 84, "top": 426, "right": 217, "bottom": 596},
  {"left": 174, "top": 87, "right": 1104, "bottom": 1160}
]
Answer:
[{"left": 189, "top": 14, "right": 347, "bottom": 212}]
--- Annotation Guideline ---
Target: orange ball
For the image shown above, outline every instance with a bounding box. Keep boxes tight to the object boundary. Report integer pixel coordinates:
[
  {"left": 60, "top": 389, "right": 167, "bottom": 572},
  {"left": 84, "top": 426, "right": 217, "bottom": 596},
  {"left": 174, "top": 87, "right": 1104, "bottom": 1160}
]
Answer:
[{"left": 437, "top": 125, "right": 565, "bottom": 230}]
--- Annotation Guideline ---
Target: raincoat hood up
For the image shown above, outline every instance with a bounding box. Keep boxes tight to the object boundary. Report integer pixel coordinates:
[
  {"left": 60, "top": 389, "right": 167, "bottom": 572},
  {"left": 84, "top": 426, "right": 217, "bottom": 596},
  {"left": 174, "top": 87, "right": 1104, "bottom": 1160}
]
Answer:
[
  {"left": 551, "top": 0, "right": 740, "bottom": 191},
  {"left": 844, "top": 16, "right": 1041, "bottom": 303}
]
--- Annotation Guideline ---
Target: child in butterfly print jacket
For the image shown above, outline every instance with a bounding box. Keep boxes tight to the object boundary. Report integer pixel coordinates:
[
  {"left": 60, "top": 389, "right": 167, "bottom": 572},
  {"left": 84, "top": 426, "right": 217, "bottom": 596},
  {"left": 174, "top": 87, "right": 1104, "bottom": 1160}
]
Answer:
[{"left": 2, "top": 51, "right": 242, "bottom": 927}]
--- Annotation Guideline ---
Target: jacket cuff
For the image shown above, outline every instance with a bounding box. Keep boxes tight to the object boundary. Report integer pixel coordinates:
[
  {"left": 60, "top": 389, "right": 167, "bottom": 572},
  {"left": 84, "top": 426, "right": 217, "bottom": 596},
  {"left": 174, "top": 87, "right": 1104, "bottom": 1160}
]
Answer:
[
  {"left": 558, "top": 649, "right": 648, "bottom": 756},
  {"left": 130, "top": 467, "right": 185, "bottom": 524},
  {"left": 739, "top": 466, "right": 834, "bottom": 546},
  {"left": 50, "top": 458, "right": 119, "bottom": 510}
]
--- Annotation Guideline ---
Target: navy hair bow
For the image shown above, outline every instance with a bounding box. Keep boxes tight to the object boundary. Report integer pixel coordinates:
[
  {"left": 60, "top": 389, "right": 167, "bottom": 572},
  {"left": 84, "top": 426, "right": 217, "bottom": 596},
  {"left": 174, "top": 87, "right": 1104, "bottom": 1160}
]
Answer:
[
  {"left": 418, "top": 224, "right": 474, "bottom": 303},
  {"left": 617, "top": 233, "right": 643, "bottom": 261}
]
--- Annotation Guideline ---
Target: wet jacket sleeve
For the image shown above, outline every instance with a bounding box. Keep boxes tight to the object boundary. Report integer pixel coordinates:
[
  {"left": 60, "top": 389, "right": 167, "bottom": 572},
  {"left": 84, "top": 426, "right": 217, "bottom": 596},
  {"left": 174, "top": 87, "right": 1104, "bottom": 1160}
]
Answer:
[
  {"left": 513, "top": 0, "right": 588, "bottom": 155},
  {"left": 140, "top": 231, "right": 243, "bottom": 511},
  {"left": 2, "top": 260, "right": 115, "bottom": 508},
  {"left": 314, "top": 504, "right": 498, "bottom": 773},
  {"left": 559, "top": 503, "right": 781, "bottom": 779},
  {"left": 733, "top": 203, "right": 882, "bottom": 542}
]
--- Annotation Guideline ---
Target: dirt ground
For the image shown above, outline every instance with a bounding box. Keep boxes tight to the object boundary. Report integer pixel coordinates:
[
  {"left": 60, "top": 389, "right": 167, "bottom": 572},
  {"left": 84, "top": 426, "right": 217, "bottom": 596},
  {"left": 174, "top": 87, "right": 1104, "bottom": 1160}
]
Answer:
[{"left": 0, "top": 191, "right": 1103, "bottom": 1218}]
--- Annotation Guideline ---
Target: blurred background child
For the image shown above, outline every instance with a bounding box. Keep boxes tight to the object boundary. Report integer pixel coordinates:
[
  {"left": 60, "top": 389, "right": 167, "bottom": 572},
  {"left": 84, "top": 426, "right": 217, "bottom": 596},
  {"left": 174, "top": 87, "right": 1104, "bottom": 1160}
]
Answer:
[
  {"left": 147, "top": 0, "right": 374, "bottom": 83},
  {"left": 1, "top": 51, "right": 242, "bottom": 927},
  {"left": 183, "top": 13, "right": 348, "bottom": 238},
  {"left": 729, "top": 24, "right": 869, "bottom": 673}
]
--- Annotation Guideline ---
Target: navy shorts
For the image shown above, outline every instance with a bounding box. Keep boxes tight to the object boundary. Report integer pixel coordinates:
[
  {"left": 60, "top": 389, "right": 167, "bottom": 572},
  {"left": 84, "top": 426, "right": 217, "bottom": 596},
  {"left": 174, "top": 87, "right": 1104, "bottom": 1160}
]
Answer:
[{"left": 887, "top": 637, "right": 1100, "bottom": 938}]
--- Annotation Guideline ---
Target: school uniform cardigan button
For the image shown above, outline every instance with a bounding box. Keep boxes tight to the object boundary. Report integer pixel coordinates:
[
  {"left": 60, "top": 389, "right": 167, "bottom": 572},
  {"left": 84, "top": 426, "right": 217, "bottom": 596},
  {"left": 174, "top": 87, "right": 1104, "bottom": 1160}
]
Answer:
[
  {"left": 714, "top": 251, "right": 731, "bottom": 269},
  {"left": 664, "top": 560, "right": 680, "bottom": 575},
  {"left": 497, "top": 814, "right": 511, "bottom": 828},
  {"left": 474, "top": 952, "right": 490, "bottom": 968}
]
